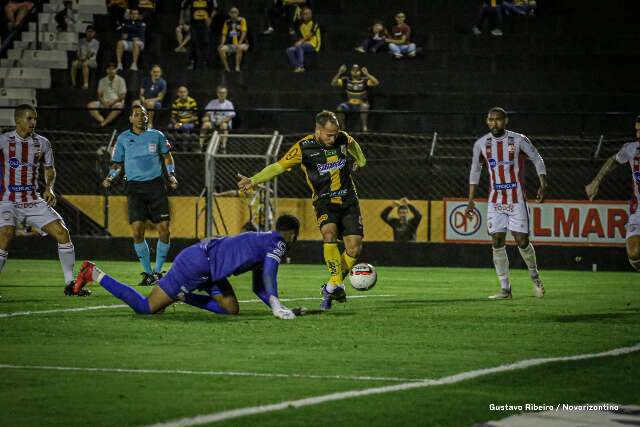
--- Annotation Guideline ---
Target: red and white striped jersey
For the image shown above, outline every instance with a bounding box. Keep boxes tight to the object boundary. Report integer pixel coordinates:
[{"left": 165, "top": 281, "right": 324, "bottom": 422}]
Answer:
[
  {"left": 469, "top": 130, "right": 546, "bottom": 204},
  {"left": 0, "top": 131, "right": 54, "bottom": 203},
  {"left": 615, "top": 141, "right": 640, "bottom": 214}
]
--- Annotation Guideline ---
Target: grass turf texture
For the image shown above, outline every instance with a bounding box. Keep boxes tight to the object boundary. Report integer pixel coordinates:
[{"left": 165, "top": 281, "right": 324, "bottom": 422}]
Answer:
[{"left": 0, "top": 260, "right": 638, "bottom": 426}]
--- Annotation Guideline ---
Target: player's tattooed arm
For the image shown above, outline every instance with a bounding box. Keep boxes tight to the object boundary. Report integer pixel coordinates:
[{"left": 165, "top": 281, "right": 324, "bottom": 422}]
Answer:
[
  {"left": 102, "top": 163, "right": 123, "bottom": 188},
  {"left": 585, "top": 155, "right": 617, "bottom": 201},
  {"left": 43, "top": 166, "right": 57, "bottom": 207}
]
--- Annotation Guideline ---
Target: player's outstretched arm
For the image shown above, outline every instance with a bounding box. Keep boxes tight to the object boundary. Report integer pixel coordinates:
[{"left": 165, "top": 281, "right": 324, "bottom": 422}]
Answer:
[
  {"left": 43, "top": 166, "right": 57, "bottom": 207},
  {"left": 586, "top": 156, "right": 617, "bottom": 201},
  {"left": 252, "top": 258, "right": 295, "bottom": 320},
  {"left": 239, "top": 142, "right": 302, "bottom": 192}
]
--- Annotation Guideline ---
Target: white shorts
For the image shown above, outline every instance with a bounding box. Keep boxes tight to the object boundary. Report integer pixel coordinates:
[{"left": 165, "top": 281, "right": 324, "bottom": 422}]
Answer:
[
  {"left": 0, "top": 199, "right": 63, "bottom": 229},
  {"left": 121, "top": 39, "right": 145, "bottom": 51},
  {"left": 627, "top": 211, "right": 640, "bottom": 239},
  {"left": 487, "top": 202, "right": 530, "bottom": 235}
]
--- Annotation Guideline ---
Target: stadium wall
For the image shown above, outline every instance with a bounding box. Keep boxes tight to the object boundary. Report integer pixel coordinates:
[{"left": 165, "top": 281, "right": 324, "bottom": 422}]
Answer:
[{"left": 11, "top": 236, "right": 631, "bottom": 272}]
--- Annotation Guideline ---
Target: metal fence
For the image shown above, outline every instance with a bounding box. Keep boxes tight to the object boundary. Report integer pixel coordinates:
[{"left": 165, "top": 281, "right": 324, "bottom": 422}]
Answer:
[{"left": 34, "top": 129, "right": 634, "bottom": 241}]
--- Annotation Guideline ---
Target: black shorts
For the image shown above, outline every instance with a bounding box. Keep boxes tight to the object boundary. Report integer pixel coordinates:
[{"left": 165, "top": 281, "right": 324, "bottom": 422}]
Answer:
[
  {"left": 314, "top": 197, "right": 364, "bottom": 238},
  {"left": 126, "top": 177, "right": 170, "bottom": 224}
]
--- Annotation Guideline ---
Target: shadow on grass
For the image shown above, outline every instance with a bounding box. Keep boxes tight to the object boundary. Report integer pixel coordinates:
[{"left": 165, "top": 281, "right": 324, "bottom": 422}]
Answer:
[{"left": 552, "top": 310, "right": 640, "bottom": 323}]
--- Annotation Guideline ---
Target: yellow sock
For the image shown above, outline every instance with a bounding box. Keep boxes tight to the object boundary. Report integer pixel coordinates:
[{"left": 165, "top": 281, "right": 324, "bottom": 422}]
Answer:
[
  {"left": 340, "top": 251, "right": 357, "bottom": 280},
  {"left": 323, "top": 243, "right": 342, "bottom": 285}
]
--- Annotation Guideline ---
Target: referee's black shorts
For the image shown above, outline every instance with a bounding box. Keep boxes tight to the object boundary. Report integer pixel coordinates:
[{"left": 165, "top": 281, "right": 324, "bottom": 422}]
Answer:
[{"left": 126, "top": 177, "right": 170, "bottom": 224}]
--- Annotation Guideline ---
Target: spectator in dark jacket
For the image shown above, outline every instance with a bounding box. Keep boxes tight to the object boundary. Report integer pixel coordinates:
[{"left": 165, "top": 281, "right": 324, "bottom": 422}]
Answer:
[
  {"left": 380, "top": 198, "right": 422, "bottom": 242},
  {"left": 116, "top": 8, "right": 146, "bottom": 71},
  {"left": 355, "top": 21, "right": 389, "bottom": 53}
]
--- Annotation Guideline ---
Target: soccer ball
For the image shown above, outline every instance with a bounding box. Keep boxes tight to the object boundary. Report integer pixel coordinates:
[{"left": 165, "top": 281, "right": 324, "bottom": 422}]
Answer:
[{"left": 349, "top": 263, "right": 377, "bottom": 291}]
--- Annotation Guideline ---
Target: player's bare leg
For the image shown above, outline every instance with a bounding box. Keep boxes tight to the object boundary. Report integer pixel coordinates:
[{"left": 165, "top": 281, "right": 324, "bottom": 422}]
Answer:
[
  {"left": 70, "top": 60, "right": 79, "bottom": 86},
  {"left": 627, "top": 235, "right": 640, "bottom": 271},
  {"left": 0, "top": 225, "right": 15, "bottom": 273},
  {"left": 514, "top": 231, "right": 545, "bottom": 297},
  {"left": 130, "top": 43, "right": 140, "bottom": 71},
  {"left": 116, "top": 40, "right": 124, "bottom": 69},
  {"left": 42, "top": 219, "right": 76, "bottom": 287},
  {"left": 101, "top": 107, "right": 122, "bottom": 127},
  {"left": 131, "top": 221, "right": 154, "bottom": 285},
  {"left": 320, "top": 222, "right": 346, "bottom": 310},
  {"left": 235, "top": 46, "right": 246, "bottom": 71},
  {"left": 81, "top": 61, "right": 90, "bottom": 89},
  {"left": 219, "top": 122, "right": 229, "bottom": 153},
  {"left": 146, "top": 286, "right": 174, "bottom": 313},
  {"left": 489, "top": 232, "right": 512, "bottom": 299},
  {"left": 342, "top": 234, "right": 362, "bottom": 280}
]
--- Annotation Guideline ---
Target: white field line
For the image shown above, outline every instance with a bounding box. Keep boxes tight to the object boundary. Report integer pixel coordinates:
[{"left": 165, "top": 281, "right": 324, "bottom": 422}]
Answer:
[
  {"left": 145, "top": 342, "right": 640, "bottom": 427},
  {"left": 0, "top": 294, "right": 396, "bottom": 318},
  {"left": 0, "top": 364, "right": 421, "bottom": 383}
]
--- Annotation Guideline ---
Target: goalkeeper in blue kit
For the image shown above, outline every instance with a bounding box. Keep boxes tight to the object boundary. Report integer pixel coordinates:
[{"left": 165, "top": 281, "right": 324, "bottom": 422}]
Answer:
[{"left": 68, "top": 215, "right": 301, "bottom": 320}]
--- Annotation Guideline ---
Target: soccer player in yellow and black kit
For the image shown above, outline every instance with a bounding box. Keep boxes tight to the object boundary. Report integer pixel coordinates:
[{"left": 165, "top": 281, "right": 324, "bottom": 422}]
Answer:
[{"left": 238, "top": 110, "right": 367, "bottom": 311}]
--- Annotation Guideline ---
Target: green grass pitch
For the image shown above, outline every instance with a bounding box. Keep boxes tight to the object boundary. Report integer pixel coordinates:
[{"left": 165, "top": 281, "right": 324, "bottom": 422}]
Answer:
[{"left": 0, "top": 259, "right": 638, "bottom": 426}]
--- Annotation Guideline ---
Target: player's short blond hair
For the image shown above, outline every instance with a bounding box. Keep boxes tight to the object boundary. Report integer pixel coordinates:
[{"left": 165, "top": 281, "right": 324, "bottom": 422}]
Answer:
[{"left": 315, "top": 110, "right": 340, "bottom": 128}]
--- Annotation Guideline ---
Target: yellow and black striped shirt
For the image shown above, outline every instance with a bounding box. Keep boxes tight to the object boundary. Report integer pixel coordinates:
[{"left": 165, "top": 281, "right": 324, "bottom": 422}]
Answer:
[{"left": 171, "top": 96, "right": 199, "bottom": 125}]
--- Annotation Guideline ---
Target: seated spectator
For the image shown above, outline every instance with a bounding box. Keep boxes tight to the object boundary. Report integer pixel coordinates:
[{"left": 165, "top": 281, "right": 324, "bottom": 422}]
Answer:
[
  {"left": 5, "top": 0, "right": 34, "bottom": 31},
  {"left": 218, "top": 7, "right": 249, "bottom": 72},
  {"left": 170, "top": 86, "right": 199, "bottom": 130},
  {"left": 502, "top": 0, "right": 536, "bottom": 16},
  {"left": 107, "top": 0, "right": 128, "bottom": 29},
  {"left": 70, "top": 25, "right": 100, "bottom": 89},
  {"left": 87, "top": 63, "right": 127, "bottom": 127},
  {"left": 116, "top": 8, "right": 146, "bottom": 72},
  {"left": 355, "top": 20, "right": 389, "bottom": 54},
  {"left": 386, "top": 11, "right": 416, "bottom": 59},
  {"left": 472, "top": 1, "right": 503, "bottom": 36},
  {"left": 331, "top": 64, "right": 379, "bottom": 132},
  {"left": 175, "top": 0, "right": 191, "bottom": 53},
  {"left": 380, "top": 198, "right": 422, "bottom": 242},
  {"left": 186, "top": 0, "right": 218, "bottom": 70},
  {"left": 285, "top": 7, "right": 320, "bottom": 73},
  {"left": 139, "top": 65, "right": 166, "bottom": 128},
  {"left": 55, "top": 0, "right": 77, "bottom": 32},
  {"left": 262, "top": 0, "right": 308, "bottom": 35},
  {"left": 201, "top": 85, "right": 236, "bottom": 152}
]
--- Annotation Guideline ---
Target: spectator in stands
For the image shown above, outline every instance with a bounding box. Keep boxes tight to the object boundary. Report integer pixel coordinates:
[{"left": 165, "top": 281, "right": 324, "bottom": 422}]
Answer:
[
  {"left": 55, "top": 0, "right": 77, "bottom": 32},
  {"left": 116, "top": 8, "right": 146, "bottom": 71},
  {"left": 262, "top": 0, "right": 308, "bottom": 36},
  {"left": 380, "top": 198, "right": 422, "bottom": 243},
  {"left": 502, "top": 0, "right": 536, "bottom": 16},
  {"left": 331, "top": 64, "right": 379, "bottom": 132},
  {"left": 386, "top": 11, "right": 416, "bottom": 59},
  {"left": 87, "top": 63, "right": 127, "bottom": 127},
  {"left": 218, "top": 7, "right": 249, "bottom": 72},
  {"left": 107, "top": 0, "right": 128, "bottom": 29},
  {"left": 4, "top": 0, "right": 33, "bottom": 31},
  {"left": 175, "top": 0, "right": 191, "bottom": 53},
  {"left": 285, "top": 7, "right": 320, "bottom": 73},
  {"left": 169, "top": 86, "right": 199, "bottom": 130},
  {"left": 186, "top": 0, "right": 218, "bottom": 70},
  {"left": 472, "top": 1, "right": 503, "bottom": 36},
  {"left": 70, "top": 25, "right": 100, "bottom": 90},
  {"left": 200, "top": 85, "right": 235, "bottom": 152},
  {"left": 355, "top": 20, "right": 389, "bottom": 54},
  {"left": 138, "top": 65, "right": 166, "bottom": 128}
]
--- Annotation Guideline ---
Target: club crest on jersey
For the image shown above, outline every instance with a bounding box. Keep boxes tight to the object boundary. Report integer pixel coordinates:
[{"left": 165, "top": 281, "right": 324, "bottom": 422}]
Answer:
[
  {"left": 8, "top": 157, "right": 35, "bottom": 169},
  {"left": 324, "top": 149, "right": 337, "bottom": 157},
  {"left": 508, "top": 144, "right": 515, "bottom": 153},
  {"left": 317, "top": 158, "right": 346, "bottom": 174},
  {"left": 488, "top": 158, "right": 497, "bottom": 168}
]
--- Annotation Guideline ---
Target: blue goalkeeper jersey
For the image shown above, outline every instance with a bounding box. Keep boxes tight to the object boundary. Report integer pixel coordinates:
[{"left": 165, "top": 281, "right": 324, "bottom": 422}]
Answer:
[
  {"left": 202, "top": 231, "right": 287, "bottom": 284},
  {"left": 112, "top": 128, "right": 170, "bottom": 182}
]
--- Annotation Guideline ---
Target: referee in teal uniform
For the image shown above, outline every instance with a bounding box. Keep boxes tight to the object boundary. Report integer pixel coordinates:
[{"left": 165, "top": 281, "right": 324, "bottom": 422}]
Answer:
[{"left": 103, "top": 105, "right": 178, "bottom": 286}]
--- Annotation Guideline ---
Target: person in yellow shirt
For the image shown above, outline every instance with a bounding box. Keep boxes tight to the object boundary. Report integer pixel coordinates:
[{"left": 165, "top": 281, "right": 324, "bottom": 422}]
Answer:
[
  {"left": 169, "top": 86, "right": 199, "bottom": 131},
  {"left": 285, "top": 7, "right": 320, "bottom": 73},
  {"left": 218, "top": 7, "right": 249, "bottom": 72}
]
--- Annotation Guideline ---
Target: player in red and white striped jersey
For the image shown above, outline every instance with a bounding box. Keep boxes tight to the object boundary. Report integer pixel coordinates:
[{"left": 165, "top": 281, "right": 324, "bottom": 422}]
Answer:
[
  {"left": 465, "top": 107, "right": 549, "bottom": 299},
  {"left": 0, "top": 105, "right": 86, "bottom": 295},
  {"left": 586, "top": 115, "right": 640, "bottom": 272}
]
